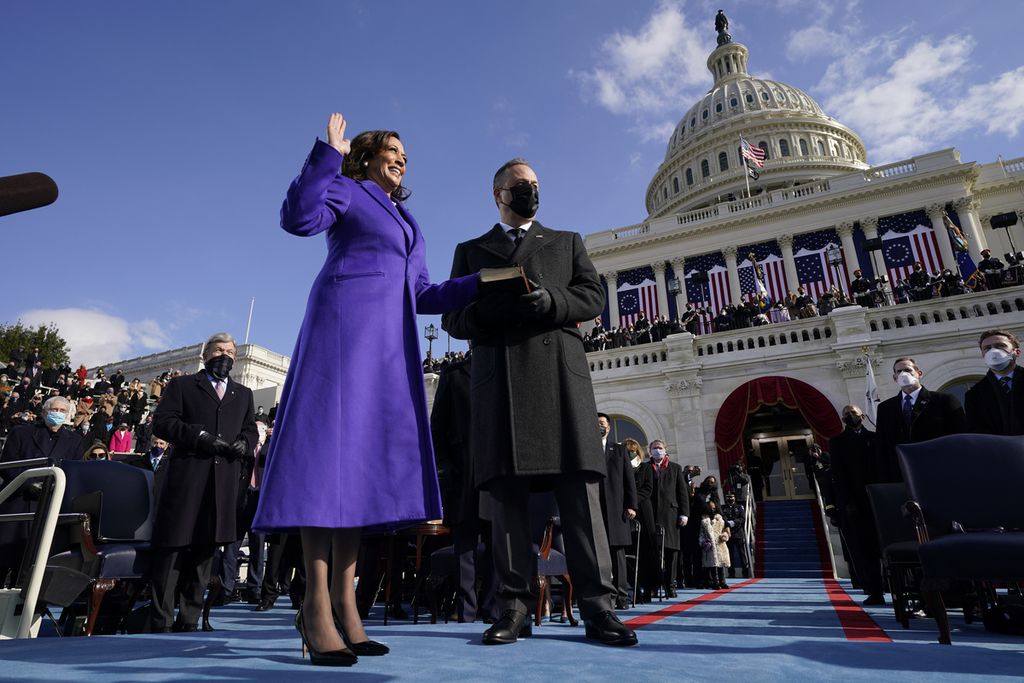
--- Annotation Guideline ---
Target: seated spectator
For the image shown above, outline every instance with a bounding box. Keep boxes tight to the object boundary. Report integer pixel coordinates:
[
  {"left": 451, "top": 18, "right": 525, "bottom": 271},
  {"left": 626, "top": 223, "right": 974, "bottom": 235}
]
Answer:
[
  {"left": 110, "top": 421, "right": 133, "bottom": 453},
  {"left": 83, "top": 440, "right": 111, "bottom": 461}
]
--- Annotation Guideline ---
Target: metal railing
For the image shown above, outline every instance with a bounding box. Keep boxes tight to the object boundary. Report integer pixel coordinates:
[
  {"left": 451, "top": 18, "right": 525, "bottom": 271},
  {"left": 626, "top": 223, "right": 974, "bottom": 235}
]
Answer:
[
  {"left": 742, "top": 482, "right": 755, "bottom": 576},
  {"left": 0, "top": 458, "right": 66, "bottom": 639}
]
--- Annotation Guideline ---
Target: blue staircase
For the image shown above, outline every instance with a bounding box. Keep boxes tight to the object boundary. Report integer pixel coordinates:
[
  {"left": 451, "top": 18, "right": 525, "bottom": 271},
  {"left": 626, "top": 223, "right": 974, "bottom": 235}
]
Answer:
[{"left": 759, "top": 500, "right": 826, "bottom": 579}]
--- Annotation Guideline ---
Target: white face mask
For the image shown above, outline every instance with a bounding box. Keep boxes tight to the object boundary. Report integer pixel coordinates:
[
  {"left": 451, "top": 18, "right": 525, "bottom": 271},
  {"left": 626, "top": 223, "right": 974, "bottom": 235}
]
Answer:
[
  {"left": 896, "top": 371, "right": 918, "bottom": 389},
  {"left": 984, "top": 348, "right": 1015, "bottom": 372},
  {"left": 650, "top": 448, "right": 666, "bottom": 461}
]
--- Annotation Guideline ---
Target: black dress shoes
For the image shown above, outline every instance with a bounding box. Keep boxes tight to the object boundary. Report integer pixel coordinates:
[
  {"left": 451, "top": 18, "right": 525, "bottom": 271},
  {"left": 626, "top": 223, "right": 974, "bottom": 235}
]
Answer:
[
  {"left": 171, "top": 622, "right": 198, "bottom": 633},
  {"left": 863, "top": 594, "right": 886, "bottom": 606},
  {"left": 254, "top": 597, "right": 277, "bottom": 612},
  {"left": 482, "top": 610, "right": 532, "bottom": 645},
  {"left": 584, "top": 611, "right": 638, "bottom": 647}
]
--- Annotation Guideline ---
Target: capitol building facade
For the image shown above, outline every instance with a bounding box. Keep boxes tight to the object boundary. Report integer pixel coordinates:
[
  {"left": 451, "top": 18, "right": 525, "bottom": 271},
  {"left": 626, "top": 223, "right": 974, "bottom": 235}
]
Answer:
[{"left": 582, "top": 27, "right": 1024, "bottom": 499}]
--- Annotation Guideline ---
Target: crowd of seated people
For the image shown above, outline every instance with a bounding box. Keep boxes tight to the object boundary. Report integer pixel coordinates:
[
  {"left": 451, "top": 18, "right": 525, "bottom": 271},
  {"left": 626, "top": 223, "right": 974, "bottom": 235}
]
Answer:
[{"left": 579, "top": 259, "right": 1018, "bottom": 348}]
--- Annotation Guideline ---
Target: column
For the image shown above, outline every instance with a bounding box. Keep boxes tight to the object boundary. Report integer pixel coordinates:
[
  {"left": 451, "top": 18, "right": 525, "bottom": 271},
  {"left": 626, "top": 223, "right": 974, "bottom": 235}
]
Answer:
[
  {"left": 953, "top": 197, "right": 988, "bottom": 264},
  {"left": 777, "top": 233, "right": 799, "bottom": 295},
  {"left": 671, "top": 257, "right": 688, "bottom": 312},
  {"left": 926, "top": 203, "right": 958, "bottom": 270},
  {"left": 604, "top": 271, "right": 620, "bottom": 327},
  {"left": 836, "top": 222, "right": 861, "bottom": 279},
  {"left": 723, "top": 245, "right": 742, "bottom": 305},
  {"left": 651, "top": 261, "right": 671, "bottom": 318}
]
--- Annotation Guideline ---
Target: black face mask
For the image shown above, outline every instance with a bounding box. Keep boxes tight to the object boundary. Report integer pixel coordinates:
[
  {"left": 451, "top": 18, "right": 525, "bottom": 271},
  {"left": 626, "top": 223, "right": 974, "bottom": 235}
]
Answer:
[
  {"left": 844, "top": 414, "right": 863, "bottom": 429},
  {"left": 205, "top": 355, "right": 233, "bottom": 380},
  {"left": 505, "top": 183, "right": 539, "bottom": 219}
]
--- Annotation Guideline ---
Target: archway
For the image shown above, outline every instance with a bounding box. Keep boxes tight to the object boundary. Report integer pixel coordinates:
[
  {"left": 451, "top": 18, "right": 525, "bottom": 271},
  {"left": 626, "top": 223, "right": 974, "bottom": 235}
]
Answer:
[{"left": 714, "top": 376, "right": 843, "bottom": 477}]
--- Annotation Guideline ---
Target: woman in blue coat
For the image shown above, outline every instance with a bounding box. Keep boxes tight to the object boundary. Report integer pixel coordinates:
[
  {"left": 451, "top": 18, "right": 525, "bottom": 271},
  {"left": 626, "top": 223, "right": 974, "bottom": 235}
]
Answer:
[{"left": 253, "top": 113, "right": 478, "bottom": 665}]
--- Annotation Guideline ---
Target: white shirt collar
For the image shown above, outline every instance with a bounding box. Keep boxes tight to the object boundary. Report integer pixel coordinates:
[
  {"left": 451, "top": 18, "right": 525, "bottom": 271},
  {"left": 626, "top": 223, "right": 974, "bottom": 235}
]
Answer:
[
  {"left": 902, "top": 386, "right": 922, "bottom": 404},
  {"left": 499, "top": 220, "right": 533, "bottom": 237}
]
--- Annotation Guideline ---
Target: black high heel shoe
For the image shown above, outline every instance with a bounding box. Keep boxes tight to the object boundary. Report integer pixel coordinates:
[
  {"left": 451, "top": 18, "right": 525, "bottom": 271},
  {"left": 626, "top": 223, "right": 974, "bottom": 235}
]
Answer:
[
  {"left": 333, "top": 610, "right": 390, "bottom": 656},
  {"left": 294, "top": 608, "right": 358, "bottom": 667}
]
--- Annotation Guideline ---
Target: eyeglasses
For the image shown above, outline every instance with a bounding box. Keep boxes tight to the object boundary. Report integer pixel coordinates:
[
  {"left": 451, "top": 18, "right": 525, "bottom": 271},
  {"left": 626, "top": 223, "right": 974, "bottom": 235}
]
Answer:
[{"left": 500, "top": 181, "right": 539, "bottom": 191}]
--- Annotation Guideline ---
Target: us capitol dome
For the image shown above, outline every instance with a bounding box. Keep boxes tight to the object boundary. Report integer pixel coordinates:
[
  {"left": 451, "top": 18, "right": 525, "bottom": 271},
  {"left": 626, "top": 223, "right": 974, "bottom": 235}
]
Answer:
[{"left": 647, "top": 32, "right": 869, "bottom": 218}]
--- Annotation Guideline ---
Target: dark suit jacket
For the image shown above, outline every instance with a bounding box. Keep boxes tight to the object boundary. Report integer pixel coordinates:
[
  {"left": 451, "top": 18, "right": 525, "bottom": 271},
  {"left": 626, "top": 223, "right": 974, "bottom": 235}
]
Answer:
[
  {"left": 151, "top": 371, "right": 257, "bottom": 547},
  {"left": 829, "top": 427, "right": 876, "bottom": 522},
  {"left": 875, "top": 387, "right": 966, "bottom": 483},
  {"left": 599, "top": 440, "right": 638, "bottom": 547},
  {"left": 442, "top": 222, "right": 606, "bottom": 488},
  {"left": 633, "top": 461, "right": 656, "bottom": 543},
  {"left": 964, "top": 366, "right": 1024, "bottom": 436},
  {"left": 642, "top": 459, "right": 689, "bottom": 550}
]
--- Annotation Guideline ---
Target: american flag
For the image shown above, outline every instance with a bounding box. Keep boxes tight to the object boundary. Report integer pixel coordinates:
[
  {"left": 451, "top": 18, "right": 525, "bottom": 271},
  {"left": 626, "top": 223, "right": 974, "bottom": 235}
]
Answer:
[
  {"left": 879, "top": 210, "right": 942, "bottom": 283},
  {"left": 616, "top": 266, "right": 659, "bottom": 327},
  {"left": 738, "top": 241, "right": 789, "bottom": 303},
  {"left": 685, "top": 252, "right": 732, "bottom": 320},
  {"left": 740, "top": 137, "right": 766, "bottom": 168},
  {"left": 794, "top": 229, "right": 850, "bottom": 300}
]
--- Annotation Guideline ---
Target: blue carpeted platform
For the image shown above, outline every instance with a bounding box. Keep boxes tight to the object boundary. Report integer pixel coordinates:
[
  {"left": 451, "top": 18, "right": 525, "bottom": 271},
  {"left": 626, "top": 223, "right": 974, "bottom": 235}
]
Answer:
[{"left": 1, "top": 577, "right": 1021, "bottom": 681}]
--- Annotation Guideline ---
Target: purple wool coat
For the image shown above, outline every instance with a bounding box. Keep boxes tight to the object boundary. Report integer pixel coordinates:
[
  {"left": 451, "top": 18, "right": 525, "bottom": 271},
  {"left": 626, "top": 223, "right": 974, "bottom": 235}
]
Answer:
[{"left": 253, "top": 139, "right": 478, "bottom": 533}]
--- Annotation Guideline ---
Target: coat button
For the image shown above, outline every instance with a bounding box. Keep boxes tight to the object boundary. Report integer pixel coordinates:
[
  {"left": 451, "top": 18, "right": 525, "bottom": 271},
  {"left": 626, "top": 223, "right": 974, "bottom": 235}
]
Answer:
[{"left": 542, "top": 336, "right": 551, "bottom": 345}]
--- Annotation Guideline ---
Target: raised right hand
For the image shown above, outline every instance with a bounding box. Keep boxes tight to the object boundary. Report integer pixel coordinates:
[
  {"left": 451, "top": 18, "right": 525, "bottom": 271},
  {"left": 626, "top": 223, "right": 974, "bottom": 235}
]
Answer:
[{"left": 326, "top": 112, "right": 351, "bottom": 156}]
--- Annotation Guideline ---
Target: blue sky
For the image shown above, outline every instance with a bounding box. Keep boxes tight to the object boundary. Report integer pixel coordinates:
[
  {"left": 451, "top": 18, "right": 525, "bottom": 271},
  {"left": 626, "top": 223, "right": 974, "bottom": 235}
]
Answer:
[{"left": 2, "top": 1, "right": 1022, "bottom": 368}]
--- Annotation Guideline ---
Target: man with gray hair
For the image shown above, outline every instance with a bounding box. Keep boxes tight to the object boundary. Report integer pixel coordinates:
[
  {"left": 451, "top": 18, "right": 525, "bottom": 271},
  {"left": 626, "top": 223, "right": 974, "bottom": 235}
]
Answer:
[
  {"left": 148, "top": 332, "right": 258, "bottom": 632},
  {"left": 0, "top": 394, "right": 83, "bottom": 586}
]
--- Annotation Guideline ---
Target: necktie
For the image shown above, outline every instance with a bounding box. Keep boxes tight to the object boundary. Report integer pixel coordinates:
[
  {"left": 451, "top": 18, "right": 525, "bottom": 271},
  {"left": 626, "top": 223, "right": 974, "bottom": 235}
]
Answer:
[
  {"left": 215, "top": 381, "right": 226, "bottom": 400},
  {"left": 998, "top": 376, "right": 1012, "bottom": 396},
  {"left": 902, "top": 394, "right": 913, "bottom": 425},
  {"left": 508, "top": 228, "right": 525, "bottom": 247}
]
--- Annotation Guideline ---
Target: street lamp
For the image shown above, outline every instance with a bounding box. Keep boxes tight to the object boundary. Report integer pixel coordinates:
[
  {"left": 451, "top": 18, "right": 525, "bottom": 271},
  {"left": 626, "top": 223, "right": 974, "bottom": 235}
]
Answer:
[
  {"left": 424, "top": 323, "right": 438, "bottom": 361},
  {"left": 825, "top": 244, "right": 843, "bottom": 294}
]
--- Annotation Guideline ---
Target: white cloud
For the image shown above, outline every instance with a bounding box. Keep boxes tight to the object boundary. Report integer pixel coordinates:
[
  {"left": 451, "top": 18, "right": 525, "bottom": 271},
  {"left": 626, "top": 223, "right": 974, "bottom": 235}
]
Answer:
[
  {"left": 799, "top": 29, "right": 1024, "bottom": 163},
  {"left": 572, "top": 0, "right": 710, "bottom": 137},
  {"left": 17, "top": 308, "right": 170, "bottom": 368}
]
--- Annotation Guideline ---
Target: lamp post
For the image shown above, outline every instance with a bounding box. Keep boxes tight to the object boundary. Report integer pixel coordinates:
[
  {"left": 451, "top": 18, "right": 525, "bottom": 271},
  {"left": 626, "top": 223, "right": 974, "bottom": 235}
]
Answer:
[
  {"left": 825, "top": 244, "right": 843, "bottom": 295},
  {"left": 424, "top": 323, "right": 438, "bottom": 362}
]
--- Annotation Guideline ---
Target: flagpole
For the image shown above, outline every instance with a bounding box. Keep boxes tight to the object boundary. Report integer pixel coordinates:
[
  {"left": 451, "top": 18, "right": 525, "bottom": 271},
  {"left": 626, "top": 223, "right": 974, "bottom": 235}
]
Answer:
[
  {"left": 741, "top": 136, "right": 752, "bottom": 201},
  {"left": 244, "top": 297, "right": 255, "bottom": 345}
]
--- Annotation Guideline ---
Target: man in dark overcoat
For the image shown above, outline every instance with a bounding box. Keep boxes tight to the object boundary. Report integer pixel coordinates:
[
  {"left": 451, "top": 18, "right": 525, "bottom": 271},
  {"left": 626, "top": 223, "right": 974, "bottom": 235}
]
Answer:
[
  {"left": 874, "top": 357, "right": 966, "bottom": 483},
  {"left": 830, "top": 403, "right": 884, "bottom": 604},
  {"left": 597, "top": 413, "right": 637, "bottom": 609},
  {"left": 640, "top": 440, "right": 688, "bottom": 598},
  {"left": 442, "top": 158, "right": 636, "bottom": 646},
  {"left": 0, "top": 395, "right": 82, "bottom": 587},
  {"left": 148, "top": 332, "right": 258, "bottom": 632},
  {"left": 431, "top": 352, "right": 496, "bottom": 622},
  {"left": 964, "top": 329, "right": 1024, "bottom": 436}
]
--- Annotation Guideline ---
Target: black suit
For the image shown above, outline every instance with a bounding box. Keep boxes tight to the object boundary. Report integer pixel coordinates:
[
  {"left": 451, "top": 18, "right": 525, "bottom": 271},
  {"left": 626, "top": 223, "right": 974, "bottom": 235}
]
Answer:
[
  {"left": 964, "top": 367, "right": 1024, "bottom": 436},
  {"left": 599, "top": 440, "right": 638, "bottom": 601},
  {"left": 148, "top": 371, "right": 257, "bottom": 630},
  {"left": 442, "top": 221, "right": 615, "bottom": 619},
  {"left": 0, "top": 424, "right": 84, "bottom": 585},
  {"left": 874, "top": 387, "right": 966, "bottom": 483},
  {"left": 830, "top": 427, "right": 882, "bottom": 596}
]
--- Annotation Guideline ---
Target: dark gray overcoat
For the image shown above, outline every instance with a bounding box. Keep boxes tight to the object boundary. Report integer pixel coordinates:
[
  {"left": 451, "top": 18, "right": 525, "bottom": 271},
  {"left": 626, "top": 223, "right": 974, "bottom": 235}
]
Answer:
[
  {"left": 442, "top": 223, "right": 606, "bottom": 488},
  {"left": 643, "top": 460, "right": 690, "bottom": 550},
  {"left": 600, "top": 440, "right": 638, "bottom": 547},
  {"left": 151, "top": 372, "right": 258, "bottom": 548}
]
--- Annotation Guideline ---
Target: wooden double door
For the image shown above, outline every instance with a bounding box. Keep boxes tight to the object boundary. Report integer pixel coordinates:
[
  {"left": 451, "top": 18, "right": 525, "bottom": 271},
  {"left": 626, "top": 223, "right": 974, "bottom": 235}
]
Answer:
[{"left": 751, "top": 433, "right": 816, "bottom": 501}]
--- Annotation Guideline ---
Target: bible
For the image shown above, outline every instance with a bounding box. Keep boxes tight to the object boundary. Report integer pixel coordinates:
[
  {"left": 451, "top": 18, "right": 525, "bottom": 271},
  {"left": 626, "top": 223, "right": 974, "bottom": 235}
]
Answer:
[{"left": 478, "top": 265, "right": 532, "bottom": 297}]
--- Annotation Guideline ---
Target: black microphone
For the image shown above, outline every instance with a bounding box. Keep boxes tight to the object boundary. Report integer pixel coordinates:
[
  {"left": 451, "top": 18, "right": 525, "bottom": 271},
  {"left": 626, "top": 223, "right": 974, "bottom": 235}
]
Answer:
[{"left": 0, "top": 173, "right": 59, "bottom": 217}]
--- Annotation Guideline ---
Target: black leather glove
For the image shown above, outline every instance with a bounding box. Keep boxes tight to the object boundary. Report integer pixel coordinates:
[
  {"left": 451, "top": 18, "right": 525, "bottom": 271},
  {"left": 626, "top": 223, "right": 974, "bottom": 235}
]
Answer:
[
  {"left": 516, "top": 281, "right": 553, "bottom": 320},
  {"left": 197, "top": 430, "right": 232, "bottom": 457},
  {"left": 227, "top": 438, "right": 249, "bottom": 461}
]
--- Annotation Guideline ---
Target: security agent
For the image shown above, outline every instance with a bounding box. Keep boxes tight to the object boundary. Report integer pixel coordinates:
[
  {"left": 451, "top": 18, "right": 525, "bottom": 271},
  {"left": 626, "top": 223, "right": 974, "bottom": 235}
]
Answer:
[
  {"left": 964, "top": 328, "right": 1024, "bottom": 436},
  {"left": 148, "top": 332, "right": 258, "bottom": 632},
  {"left": 977, "top": 250, "right": 1005, "bottom": 290}
]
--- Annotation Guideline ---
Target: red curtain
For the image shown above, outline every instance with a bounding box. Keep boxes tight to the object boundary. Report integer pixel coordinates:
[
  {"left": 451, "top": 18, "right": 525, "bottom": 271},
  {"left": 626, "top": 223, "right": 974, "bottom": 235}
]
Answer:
[{"left": 714, "top": 376, "right": 843, "bottom": 476}]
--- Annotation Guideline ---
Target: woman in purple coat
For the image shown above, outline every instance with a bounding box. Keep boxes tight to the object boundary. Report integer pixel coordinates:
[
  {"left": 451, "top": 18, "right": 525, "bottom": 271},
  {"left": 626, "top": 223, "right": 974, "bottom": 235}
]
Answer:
[{"left": 253, "top": 113, "right": 478, "bottom": 666}]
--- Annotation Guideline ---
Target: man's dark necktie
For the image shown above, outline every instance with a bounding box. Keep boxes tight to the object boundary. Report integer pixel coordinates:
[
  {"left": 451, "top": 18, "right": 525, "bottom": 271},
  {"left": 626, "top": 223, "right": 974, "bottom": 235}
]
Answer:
[
  {"left": 902, "top": 394, "right": 914, "bottom": 426},
  {"left": 998, "top": 376, "right": 1012, "bottom": 396},
  {"left": 508, "top": 228, "right": 525, "bottom": 247}
]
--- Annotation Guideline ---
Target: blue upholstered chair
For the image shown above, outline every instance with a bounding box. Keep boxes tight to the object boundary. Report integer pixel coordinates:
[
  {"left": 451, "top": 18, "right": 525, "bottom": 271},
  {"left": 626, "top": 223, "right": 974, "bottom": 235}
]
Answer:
[{"left": 865, "top": 483, "right": 920, "bottom": 628}]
